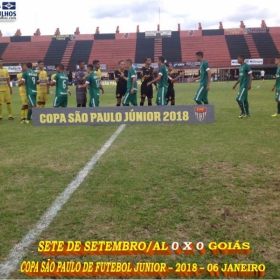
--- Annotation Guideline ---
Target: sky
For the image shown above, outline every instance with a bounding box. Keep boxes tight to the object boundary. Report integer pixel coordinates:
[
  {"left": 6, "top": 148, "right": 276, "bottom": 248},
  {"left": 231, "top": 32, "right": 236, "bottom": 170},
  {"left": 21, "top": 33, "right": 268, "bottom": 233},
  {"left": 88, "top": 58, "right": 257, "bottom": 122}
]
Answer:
[{"left": 0, "top": 0, "right": 279, "bottom": 36}]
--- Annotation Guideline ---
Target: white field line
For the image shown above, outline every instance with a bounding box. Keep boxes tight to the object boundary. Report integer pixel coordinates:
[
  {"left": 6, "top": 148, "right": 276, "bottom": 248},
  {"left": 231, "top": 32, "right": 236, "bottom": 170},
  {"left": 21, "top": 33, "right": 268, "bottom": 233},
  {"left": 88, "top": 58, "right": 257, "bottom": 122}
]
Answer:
[{"left": 0, "top": 124, "right": 126, "bottom": 279}]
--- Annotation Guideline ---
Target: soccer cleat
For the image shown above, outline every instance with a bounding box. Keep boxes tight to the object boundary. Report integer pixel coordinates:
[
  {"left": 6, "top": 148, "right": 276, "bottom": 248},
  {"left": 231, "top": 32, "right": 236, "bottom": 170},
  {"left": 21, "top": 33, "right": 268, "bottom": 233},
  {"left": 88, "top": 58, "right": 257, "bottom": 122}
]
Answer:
[
  {"left": 20, "top": 118, "right": 26, "bottom": 123},
  {"left": 271, "top": 113, "right": 280, "bottom": 117},
  {"left": 8, "top": 117, "right": 14, "bottom": 120},
  {"left": 238, "top": 114, "right": 246, "bottom": 119},
  {"left": 25, "top": 120, "right": 30, "bottom": 124}
]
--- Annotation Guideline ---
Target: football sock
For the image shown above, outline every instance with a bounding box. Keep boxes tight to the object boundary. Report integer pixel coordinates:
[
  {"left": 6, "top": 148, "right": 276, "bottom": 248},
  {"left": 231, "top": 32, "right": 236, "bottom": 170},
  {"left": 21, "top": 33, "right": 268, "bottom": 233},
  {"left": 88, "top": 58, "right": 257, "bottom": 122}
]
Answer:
[
  {"left": 21, "top": 110, "right": 25, "bottom": 119},
  {"left": 116, "top": 104, "right": 120, "bottom": 106},
  {"left": 196, "top": 100, "right": 202, "bottom": 105},
  {"left": 77, "top": 104, "right": 81, "bottom": 107},
  {"left": 27, "top": 109, "right": 32, "bottom": 120},
  {"left": 203, "top": 101, "right": 209, "bottom": 105},
  {"left": 237, "top": 101, "right": 245, "bottom": 114},
  {"left": 0, "top": 104, "right": 2, "bottom": 117},
  {"left": 25, "top": 109, "right": 28, "bottom": 119},
  {"left": 82, "top": 103, "right": 86, "bottom": 107},
  {"left": 171, "top": 101, "right": 175, "bottom": 105},
  {"left": 148, "top": 102, "right": 152, "bottom": 106},
  {"left": 244, "top": 100, "right": 249, "bottom": 115},
  {"left": 7, "top": 103, "right": 12, "bottom": 117},
  {"left": 41, "top": 103, "right": 45, "bottom": 108},
  {"left": 140, "top": 102, "right": 144, "bottom": 106},
  {"left": 278, "top": 103, "right": 280, "bottom": 114}
]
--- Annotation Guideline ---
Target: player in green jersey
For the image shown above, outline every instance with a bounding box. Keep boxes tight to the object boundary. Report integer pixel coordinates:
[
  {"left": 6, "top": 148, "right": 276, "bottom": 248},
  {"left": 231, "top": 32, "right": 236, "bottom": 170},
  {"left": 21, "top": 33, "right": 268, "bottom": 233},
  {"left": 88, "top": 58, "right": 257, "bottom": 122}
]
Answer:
[
  {"left": 78, "top": 64, "right": 103, "bottom": 107},
  {"left": 49, "top": 64, "right": 71, "bottom": 107},
  {"left": 271, "top": 57, "right": 280, "bottom": 117},
  {"left": 232, "top": 55, "right": 252, "bottom": 118},
  {"left": 190, "top": 52, "right": 211, "bottom": 105},
  {"left": 18, "top": 62, "right": 39, "bottom": 123},
  {"left": 147, "top": 56, "right": 168, "bottom": 105},
  {"left": 122, "top": 59, "right": 138, "bottom": 106}
]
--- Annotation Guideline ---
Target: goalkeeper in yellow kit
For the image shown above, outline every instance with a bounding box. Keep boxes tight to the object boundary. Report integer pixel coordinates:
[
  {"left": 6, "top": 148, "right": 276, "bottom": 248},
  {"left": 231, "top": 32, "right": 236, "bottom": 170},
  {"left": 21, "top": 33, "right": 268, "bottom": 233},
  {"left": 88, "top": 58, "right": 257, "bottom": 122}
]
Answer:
[{"left": 36, "top": 60, "right": 49, "bottom": 108}]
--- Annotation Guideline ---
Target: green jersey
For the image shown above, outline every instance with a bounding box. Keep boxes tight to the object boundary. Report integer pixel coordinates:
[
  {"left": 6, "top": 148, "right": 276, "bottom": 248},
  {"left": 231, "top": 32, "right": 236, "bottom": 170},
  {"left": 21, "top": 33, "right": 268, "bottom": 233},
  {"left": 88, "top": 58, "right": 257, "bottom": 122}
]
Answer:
[
  {"left": 275, "top": 67, "right": 280, "bottom": 91},
  {"left": 200, "top": 60, "right": 210, "bottom": 86},
  {"left": 158, "top": 65, "right": 168, "bottom": 88},
  {"left": 54, "top": 73, "right": 69, "bottom": 97},
  {"left": 86, "top": 72, "right": 99, "bottom": 97},
  {"left": 239, "top": 63, "right": 252, "bottom": 88},
  {"left": 127, "top": 67, "right": 137, "bottom": 92},
  {"left": 22, "top": 69, "right": 39, "bottom": 95}
]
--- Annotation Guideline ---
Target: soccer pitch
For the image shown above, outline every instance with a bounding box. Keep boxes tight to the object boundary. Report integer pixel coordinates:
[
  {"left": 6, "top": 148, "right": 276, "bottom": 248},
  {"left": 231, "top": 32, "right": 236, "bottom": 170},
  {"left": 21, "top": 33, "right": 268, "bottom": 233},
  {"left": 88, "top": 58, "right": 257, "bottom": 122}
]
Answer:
[{"left": 0, "top": 81, "right": 280, "bottom": 278}]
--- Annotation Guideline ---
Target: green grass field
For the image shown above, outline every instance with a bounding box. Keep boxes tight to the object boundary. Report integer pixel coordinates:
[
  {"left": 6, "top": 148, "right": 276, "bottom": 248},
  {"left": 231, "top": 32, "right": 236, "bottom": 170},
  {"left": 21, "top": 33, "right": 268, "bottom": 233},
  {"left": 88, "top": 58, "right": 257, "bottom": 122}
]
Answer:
[{"left": 0, "top": 80, "right": 280, "bottom": 278}]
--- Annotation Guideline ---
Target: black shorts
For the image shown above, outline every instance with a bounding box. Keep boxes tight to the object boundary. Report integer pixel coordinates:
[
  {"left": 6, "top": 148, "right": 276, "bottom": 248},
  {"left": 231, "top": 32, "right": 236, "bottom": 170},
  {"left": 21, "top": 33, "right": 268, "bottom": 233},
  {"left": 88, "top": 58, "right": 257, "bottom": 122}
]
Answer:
[
  {"left": 166, "top": 88, "right": 175, "bottom": 101},
  {"left": 141, "top": 83, "right": 153, "bottom": 98},
  {"left": 116, "top": 85, "right": 126, "bottom": 98},
  {"left": 261, "top": 76, "right": 264, "bottom": 80}
]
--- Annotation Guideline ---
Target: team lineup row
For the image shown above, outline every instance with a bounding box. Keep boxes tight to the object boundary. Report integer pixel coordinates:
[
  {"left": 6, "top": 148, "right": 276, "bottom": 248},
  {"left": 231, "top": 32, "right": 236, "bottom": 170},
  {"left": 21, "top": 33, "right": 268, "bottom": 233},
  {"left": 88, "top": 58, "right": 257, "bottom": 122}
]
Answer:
[{"left": 0, "top": 53, "right": 279, "bottom": 124}]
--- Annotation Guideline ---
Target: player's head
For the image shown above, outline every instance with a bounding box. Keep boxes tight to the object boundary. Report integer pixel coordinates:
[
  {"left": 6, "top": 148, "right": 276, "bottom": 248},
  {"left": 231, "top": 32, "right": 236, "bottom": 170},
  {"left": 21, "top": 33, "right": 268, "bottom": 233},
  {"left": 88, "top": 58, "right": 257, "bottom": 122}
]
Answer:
[
  {"left": 21, "top": 63, "right": 27, "bottom": 72},
  {"left": 87, "top": 64, "right": 93, "bottom": 73},
  {"left": 195, "top": 51, "right": 203, "bottom": 62},
  {"left": 125, "top": 59, "right": 133, "bottom": 68},
  {"left": 38, "top": 60, "right": 44, "bottom": 70},
  {"left": 118, "top": 60, "right": 125, "bottom": 70},
  {"left": 145, "top": 57, "right": 152, "bottom": 66},
  {"left": 55, "top": 64, "right": 60, "bottom": 73},
  {"left": 158, "top": 56, "right": 165, "bottom": 66},
  {"left": 0, "top": 57, "right": 3, "bottom": 67},
  {"left": 93, "top": 60, "right": 100, "bottom": 70},
  {"left": 26, "top": 62, "right": 32, "bottom": 69},
  {"left": 78, "top": 60, "right": 85, "bottom": 70},
  {"left": 237, "top": 55, "right": 245, "bottom": 64},
  {"left": 275, "top": 57, "right": 280, "bottom": 65},
  {"left": 166, "top": 62, "right": 173, "bottom": 71},
  {"left": 58, "top": 64, "right": 64, "bottom": 72}
]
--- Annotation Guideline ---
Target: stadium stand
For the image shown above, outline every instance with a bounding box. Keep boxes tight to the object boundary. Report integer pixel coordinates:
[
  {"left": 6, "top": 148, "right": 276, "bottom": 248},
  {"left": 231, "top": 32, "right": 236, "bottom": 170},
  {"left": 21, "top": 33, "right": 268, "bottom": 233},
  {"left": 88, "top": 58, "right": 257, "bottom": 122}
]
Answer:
[
  {"left": 154, "top": 38, "right": 162, "bottom": 63},
  {"left": 270, "top": 33, "right": 280, "bottom": 54},
  {"left": 2, "top": 41, "right": 51, "bottom": 62},
  {"left": 88, "top": 39, "right": 115, "bottom": 70},
  {"left": 162, "top": 31, "right": 182, "bottom": 63},
  {"left": 67, "top": 40, "right": 93, "bottom": 71},
  {"left": 244, "top": 34, "right": 259, "bottom": 58},
  {"left": 180, "top": 35, "right": 204, "bottom": 62},
  {"left": 61, "top": 40, "right": 76, "bottom": 70},
  {"left": 112, "top": 33, "right": 137, "bottom": 69},
  {"left": 0, "top": 43, "right": 8, "bottom": 57},
  {"left": 202, "top": 35, "right": 231, "bottom": 67},
  {"left": 135, "top": 32, "right": 154, "bottom": 63},
  {"left": 225, "top": 35, "right": 251, "bottom": 59},
  {"left": 251, "top": 33, "right": 279, "bottom": 58},
  {"left": 43, "top": 39, "right": 69, "bottom": 66}
]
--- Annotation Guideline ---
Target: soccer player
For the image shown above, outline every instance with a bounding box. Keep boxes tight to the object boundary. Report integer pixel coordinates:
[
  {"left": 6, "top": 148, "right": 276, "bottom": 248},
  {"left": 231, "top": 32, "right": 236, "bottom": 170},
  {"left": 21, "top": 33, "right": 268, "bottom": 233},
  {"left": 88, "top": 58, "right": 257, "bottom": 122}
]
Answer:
[
  {"left": 75, "top": 61, "right": 87, "bottom": 107},
  {"left": 122, "top": 59, "right": 138, "bottom": 106},
  {"left": 140, "top": 57, "right": 157, "bottom": 106},
  {"left": 114, "top": 60, "right": 128, "bottom": 106},
  {"left": 17, "top": 63, "right": 28, "bottom": 123},
  {"left": 0, "top": 57, "right": 13, "bottom": 120},
  {"left": 49, "top": 64, "right": 71, "bottom": 107},
  {"left": 18, "top": 62, "right": 39, "bottom": 123},
  {"left": 232, "top": 55, "right": 252, "bottom": 118},
  {"left": 166, "top": 62, "right": 184, "bottom": 105},
  {"left": 260, "top": 69, "right": 265, "bottom": 82},
  {"left": 190, "top": 51, "right": 211, "bottom": 105},
  {"left": 36, "top": 60, "right": 49, "bottom": 108},
  {"left": 93, "top": 60, "right": 105, "bottom": 102},
  {"left": 147, "top": 56, "right": 168, "bottom": 105},
  {"left": 271, "top": 57, "right": 280, "bottom": 117},
  {"left": 79, "top": 64, "right": 102, "bottom": 107}
]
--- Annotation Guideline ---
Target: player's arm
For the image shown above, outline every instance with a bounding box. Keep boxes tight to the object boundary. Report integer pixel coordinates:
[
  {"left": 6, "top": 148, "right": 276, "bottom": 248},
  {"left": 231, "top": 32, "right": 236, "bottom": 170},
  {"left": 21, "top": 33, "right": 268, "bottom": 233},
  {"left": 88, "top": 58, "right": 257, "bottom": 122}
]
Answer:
[
  {"left": 66, "top": 85, "right": 71, "bottom": 96},
  {"left": 99, "top": 82, "right": 104, "bottom": 94},
  {"left": 114, "top": 71, "right": 119, "bottom": 82},
  {"left": 18, "top": 72, "right": 26, "bottom": 86},
  {"left": 130, "top": 76, "right": 136, "bottom": 94},
  {"left": 6, "top": 72, "right": 12, "bottom": 94},
  {"left": 147, "top": 73, "right": 162, "bottom": 86},
  {"left": 248, "top": 70, "right": 252, "bottom": 90},
  {"left": 120, "top": 72, "right": 127, "bottom": 81},
  {"left": 232, "top": 78, "right": 240, "bottom": 89},
  {"left": 171, "top": 72, "right": 184, "bottom": 83},
  {"left": 206, "top": 69, "right": 211, "bottom": 91}
]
